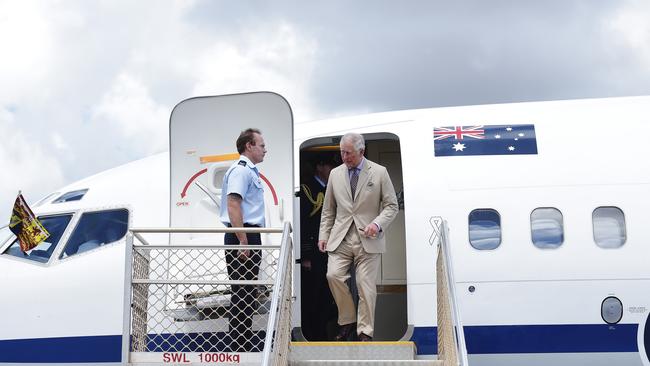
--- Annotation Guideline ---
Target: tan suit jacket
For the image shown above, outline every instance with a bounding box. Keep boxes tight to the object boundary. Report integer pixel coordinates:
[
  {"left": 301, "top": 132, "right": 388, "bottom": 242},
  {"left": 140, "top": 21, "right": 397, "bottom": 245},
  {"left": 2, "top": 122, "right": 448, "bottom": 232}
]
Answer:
[{"left": 319, "top": 159, "right": 398, "bottom": 254}]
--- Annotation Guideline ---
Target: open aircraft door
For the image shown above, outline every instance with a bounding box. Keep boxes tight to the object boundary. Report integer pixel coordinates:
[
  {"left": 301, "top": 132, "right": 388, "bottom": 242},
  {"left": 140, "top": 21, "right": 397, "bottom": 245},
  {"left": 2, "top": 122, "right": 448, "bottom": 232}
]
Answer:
[
  {"left": 123, "top": 93, "right": 294, "bottom": 361},
  {"left": 169, "top": 92, "right": 293, "bottom": 237},
  {"left": 168, "top": 92, "right": 294, "bottom": 323}
]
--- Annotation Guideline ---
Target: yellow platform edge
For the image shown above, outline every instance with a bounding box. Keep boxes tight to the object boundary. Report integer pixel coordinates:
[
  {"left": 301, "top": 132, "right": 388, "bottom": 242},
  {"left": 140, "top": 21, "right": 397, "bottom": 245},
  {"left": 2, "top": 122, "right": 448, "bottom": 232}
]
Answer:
[{"left": 290, "top": 341, "right": 415, "bottom": 347}]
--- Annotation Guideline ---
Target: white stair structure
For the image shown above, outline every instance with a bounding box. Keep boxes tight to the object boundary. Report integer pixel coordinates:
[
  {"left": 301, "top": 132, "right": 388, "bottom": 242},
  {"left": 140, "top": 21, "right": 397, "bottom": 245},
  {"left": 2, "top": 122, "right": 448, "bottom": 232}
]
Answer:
[
  {"left": 285, "top": 217, "right": 465, "bottom": 366},
  {"left": 121, "top": 218, "right": 464, "bottom": 366}
]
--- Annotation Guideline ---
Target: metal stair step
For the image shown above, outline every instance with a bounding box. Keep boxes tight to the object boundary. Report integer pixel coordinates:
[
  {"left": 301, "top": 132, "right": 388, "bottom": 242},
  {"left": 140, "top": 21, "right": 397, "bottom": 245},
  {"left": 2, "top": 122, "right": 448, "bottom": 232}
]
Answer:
[{"left": 289, "top": 341, "right": 418, "bottom": 361}]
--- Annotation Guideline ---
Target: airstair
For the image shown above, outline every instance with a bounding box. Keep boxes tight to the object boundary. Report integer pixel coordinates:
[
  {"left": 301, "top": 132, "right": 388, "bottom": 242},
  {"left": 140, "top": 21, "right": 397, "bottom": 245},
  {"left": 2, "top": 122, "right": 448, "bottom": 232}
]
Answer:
[
  {"left": 121, "top": 218, "right": 466, "bottom": 365},
  {"left": 286, "top": 217, "right": 467, "bottom": 366}
]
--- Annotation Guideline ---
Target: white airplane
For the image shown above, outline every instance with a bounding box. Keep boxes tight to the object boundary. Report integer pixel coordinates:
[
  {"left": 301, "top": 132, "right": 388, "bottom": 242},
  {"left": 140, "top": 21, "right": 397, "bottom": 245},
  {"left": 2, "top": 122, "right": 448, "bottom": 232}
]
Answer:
[{"left": 1, "top": 93, "right": 649, "bottom": 366}]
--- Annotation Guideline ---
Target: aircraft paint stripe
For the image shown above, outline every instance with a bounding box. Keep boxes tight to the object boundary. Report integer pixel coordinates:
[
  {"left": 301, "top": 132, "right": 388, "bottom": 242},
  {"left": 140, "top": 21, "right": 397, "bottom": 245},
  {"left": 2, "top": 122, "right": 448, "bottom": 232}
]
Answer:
[
  {"left": 0, "top": 335, "right": 121, "bottom": 363},
  {"left": 411, "top": 324, "right": 639, "bottom": 355},
  {"left": 0, "top": 324, "right": 639, "bottom": 362}
]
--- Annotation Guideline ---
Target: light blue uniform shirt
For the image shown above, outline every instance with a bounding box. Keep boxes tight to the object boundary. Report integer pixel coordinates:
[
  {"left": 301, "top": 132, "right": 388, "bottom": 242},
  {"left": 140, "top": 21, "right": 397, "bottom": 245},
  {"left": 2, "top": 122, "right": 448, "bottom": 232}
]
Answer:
[{"left": 219, "top": 155, "right": 266, "bottom": 227}]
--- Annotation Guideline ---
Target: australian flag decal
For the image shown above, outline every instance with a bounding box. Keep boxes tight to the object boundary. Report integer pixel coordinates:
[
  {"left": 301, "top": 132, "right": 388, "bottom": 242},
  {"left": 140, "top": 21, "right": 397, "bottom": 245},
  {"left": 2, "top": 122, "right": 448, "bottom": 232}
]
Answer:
[{"left": 433, "top": 124, "right": 538, "bottom": 156}]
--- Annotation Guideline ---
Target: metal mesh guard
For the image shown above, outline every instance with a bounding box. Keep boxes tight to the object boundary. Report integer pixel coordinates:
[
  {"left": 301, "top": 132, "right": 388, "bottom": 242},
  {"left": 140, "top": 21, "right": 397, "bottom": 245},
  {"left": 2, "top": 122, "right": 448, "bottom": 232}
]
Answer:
[{"left": 130, "top": 245, "right": 279, "bottom": 354}]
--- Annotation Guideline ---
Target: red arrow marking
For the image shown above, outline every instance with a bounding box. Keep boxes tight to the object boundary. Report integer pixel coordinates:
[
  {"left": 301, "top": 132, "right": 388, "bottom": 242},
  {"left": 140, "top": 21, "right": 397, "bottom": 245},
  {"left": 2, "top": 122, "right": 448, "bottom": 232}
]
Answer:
[
  {"left": 259, "top": 173, "right": 278, "bottom": 206},
  {"left": 181, "top": 169, "right": 207, "bottom": 198},
  {"left": 180, "top": 169, "right": 279, "bottom": 206}
]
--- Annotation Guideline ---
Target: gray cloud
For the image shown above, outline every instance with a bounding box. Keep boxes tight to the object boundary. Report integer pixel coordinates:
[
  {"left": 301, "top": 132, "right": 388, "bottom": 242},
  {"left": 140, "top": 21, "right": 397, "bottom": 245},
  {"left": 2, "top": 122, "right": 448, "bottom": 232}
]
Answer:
[
  {"left": 1, "top": 0, "right": 649, "bottom": 210},
  {"left": 186, "top": 1, "right": 650, "bottom": 112}
]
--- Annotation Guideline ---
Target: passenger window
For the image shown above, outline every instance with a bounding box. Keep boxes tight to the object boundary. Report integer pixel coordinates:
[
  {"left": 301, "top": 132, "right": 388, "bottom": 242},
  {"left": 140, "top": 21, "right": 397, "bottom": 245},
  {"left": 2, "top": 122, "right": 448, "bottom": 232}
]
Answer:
[
  {"left": 52, "top": 189, "right": 88, "bottom": 203},
  {"left": 2, "top": 214, "right": 73, "bottom": 263},
  {"left": 60, "top": 209, "right": 129, "bottom": 259},
  {"left": 531, "top": 207, "right": 564, "bottom": 249},
  {"left": 469, "top": 209, "right": 501, "bottom": 250},
  {"left": 593, "top": 207, "right": 626, "bottom": 248}
]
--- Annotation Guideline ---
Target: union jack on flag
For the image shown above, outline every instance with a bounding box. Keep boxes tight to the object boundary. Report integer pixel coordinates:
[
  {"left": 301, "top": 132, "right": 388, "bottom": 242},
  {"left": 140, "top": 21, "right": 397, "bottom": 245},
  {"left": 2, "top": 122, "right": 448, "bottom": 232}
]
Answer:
[{"left": 433, "top": 125, "right": 485, "bottom": 141}]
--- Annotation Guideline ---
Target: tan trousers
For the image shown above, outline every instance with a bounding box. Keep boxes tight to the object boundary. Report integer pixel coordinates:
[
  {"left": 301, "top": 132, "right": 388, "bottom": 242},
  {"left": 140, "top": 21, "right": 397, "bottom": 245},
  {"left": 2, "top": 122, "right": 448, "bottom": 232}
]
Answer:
[{"left": 326, "top": 224, "right": 381, "bottom": 337}]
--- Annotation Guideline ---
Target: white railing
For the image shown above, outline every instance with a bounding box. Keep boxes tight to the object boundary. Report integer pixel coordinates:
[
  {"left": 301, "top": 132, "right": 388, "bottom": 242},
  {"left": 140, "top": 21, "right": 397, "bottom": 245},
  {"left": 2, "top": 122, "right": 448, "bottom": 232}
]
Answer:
[
  {"left": 261, "top": 222, "right": 293, "bottom": 366},
  {"left": 430, "top": 216, "right": 469, "bottom": 366},
  {"left": 121, "top": 224, "right": 291, "bottom": 365}
]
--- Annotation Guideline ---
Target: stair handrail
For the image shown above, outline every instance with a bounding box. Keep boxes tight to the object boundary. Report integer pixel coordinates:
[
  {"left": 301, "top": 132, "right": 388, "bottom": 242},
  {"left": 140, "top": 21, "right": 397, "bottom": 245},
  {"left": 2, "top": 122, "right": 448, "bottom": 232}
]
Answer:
[
  {"left": 433, "top": 216, "right": 469, "bottom": 366},
  {"left": 261, "top": 221, "right": 293, "bottom": 366}
]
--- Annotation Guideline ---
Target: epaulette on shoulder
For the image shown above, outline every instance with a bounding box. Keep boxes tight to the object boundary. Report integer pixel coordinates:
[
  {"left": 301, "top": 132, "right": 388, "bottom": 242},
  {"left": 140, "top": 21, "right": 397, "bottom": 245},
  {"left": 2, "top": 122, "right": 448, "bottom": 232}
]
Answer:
[{"left": 238, "top": 160, "right": 247, "bottom": 167}]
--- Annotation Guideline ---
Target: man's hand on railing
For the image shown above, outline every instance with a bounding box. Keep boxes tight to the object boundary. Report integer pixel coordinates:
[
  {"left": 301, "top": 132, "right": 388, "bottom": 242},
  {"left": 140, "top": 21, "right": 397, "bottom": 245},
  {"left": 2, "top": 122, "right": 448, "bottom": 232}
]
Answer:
[{"left": 238, "top": 242, "right": 250, "bottom": 260}]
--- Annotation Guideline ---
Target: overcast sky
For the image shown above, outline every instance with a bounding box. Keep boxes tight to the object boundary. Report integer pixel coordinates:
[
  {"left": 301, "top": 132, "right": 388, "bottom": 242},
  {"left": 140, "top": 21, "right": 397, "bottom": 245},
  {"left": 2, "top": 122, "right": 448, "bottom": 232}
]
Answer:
[{"left": 1, "top": 0, "right": 650, "bottom": 211}]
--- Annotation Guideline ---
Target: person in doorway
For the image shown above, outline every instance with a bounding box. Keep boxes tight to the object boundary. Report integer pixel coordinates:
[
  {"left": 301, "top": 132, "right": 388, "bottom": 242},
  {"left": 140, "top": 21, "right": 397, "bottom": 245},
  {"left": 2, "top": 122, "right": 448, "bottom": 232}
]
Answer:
[
  {"left": 318, "top": 133, "right": 398, "bottom": 342},
  {"left": 220, "top": 128, "right": 267, "bottom": 352},
  {"left": 299, "top": 155, "right": 338, "bottom": 340}
]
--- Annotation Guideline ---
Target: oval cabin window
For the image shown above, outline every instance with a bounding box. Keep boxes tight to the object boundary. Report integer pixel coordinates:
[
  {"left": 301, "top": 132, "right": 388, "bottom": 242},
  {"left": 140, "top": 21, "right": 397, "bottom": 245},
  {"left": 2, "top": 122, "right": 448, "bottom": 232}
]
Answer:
[
  {"left": 531, "top": 207, "right": 564, "bottom": 249},
  {"left": 468, "top": 209, "right": 501, "bottom": 250},
  {"left": 592, "top": 206, "right": 626, "bottom": 248}
]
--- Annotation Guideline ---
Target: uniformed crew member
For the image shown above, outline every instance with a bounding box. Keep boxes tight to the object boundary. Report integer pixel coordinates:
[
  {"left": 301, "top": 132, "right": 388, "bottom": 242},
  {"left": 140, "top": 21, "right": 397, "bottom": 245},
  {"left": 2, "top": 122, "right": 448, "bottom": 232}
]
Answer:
[
  {"left": 299, "top": 156, "right": 337, "bottom": 340},
  {"left": 220, "top": 128, "right": 267, "bottom": 352}
]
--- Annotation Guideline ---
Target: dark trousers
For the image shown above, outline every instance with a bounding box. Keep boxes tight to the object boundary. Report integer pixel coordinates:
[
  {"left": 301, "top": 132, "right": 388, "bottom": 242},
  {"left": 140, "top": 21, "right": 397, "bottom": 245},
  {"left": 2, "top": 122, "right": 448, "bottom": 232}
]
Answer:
[
  {"left": 301, "top": 250, "right": 337, "bottom": 340},
  {"left": 225, "top": 223, "right": 262, "bottom": 352}
]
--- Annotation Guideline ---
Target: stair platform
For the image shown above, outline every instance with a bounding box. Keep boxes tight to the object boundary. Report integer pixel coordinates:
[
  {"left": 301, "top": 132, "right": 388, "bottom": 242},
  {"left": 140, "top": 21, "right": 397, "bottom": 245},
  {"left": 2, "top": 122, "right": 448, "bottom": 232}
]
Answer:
[{"left": 289, "top": 341, "right": 442, "bottom": 366}]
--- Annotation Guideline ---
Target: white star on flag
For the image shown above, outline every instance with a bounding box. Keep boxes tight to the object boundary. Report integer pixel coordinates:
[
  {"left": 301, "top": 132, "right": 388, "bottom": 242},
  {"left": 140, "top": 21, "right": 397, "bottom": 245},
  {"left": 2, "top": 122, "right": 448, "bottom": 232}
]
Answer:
[
  {"left": 508, "top": 146, "right": 515, "bottom": 151},
  {"left": 452, "top": 142, "right": 466, "bottom": 151}
]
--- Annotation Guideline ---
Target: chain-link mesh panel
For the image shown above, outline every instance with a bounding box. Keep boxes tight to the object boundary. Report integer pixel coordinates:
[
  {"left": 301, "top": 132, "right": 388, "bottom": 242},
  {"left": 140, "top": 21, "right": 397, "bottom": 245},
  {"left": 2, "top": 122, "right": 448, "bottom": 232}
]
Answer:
[
  {"left": 128, "top": 245, "right": 280, "bottom": 354},
  {"left": 132, "top": 248, "right": 150, "bottom": 352},
  {"left": 437, "top": 240, "right": 458, "bottom": 366}
]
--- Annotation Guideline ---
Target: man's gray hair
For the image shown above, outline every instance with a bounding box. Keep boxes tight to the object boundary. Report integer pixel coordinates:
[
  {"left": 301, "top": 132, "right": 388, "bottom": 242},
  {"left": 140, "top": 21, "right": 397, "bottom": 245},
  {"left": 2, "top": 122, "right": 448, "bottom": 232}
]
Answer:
[{"left": 341, "top": 133, "right": 365, "bottom": 152}]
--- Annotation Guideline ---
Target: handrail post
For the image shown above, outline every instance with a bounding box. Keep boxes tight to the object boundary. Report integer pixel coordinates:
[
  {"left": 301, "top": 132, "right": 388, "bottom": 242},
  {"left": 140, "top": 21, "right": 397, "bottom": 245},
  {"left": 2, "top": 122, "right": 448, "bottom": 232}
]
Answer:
[{"left": 121, "top": 232, "right": 134, "bottom": 365}]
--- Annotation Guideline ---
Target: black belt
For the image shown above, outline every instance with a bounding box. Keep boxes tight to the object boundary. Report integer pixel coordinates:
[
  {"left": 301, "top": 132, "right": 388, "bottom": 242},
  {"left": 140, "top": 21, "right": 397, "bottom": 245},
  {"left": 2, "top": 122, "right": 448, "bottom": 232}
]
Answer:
[{"left": 226, "top": 223, "right": 261, "bottom": 228}]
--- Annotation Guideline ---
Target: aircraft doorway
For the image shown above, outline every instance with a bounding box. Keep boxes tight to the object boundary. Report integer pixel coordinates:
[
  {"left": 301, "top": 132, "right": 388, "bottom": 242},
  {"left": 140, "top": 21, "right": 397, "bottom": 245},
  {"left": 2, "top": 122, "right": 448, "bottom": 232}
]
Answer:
[{"left": 297, "top": 133, "right": 407, "bottom": 341}]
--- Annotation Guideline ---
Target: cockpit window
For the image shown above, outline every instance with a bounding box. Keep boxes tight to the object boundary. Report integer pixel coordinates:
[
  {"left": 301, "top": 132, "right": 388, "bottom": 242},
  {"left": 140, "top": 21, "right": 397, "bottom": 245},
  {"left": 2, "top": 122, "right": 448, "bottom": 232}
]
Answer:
[
  {"left": 3, "top": 214, "right": 73, "bottom": 263},
  {"left": 34, "top": 192, "right": 59, "bottom": 208},
  {"left": 52, "top": 189, "right": 88, "bottom": 203},
  {"left": 60, "top": 209, "right": 129, "bottom": 259}
]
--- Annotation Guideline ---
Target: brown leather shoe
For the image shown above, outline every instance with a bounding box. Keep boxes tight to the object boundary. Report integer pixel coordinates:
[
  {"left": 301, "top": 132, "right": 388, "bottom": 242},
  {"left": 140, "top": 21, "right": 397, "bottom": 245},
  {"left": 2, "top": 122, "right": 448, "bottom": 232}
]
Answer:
[
  {"left": 334, "top": 323, "right": 356, "bottom": 341},
  {"left": 358, "top": 333, "right": 372, "bottom": 342}
]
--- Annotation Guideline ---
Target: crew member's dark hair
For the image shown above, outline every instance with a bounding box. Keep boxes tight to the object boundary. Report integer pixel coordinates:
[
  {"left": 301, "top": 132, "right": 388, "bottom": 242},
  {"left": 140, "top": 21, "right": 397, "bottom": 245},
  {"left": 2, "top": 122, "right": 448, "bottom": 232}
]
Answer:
[{"left": 236, "top": 128, "right": 262, "bottom": 154}]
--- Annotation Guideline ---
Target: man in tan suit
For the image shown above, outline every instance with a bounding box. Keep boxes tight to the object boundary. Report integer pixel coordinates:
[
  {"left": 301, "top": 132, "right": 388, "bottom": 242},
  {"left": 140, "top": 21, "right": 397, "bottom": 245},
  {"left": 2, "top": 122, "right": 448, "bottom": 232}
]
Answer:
[{"left": 318, "top": 133, "right": 398, "bottom": 341}]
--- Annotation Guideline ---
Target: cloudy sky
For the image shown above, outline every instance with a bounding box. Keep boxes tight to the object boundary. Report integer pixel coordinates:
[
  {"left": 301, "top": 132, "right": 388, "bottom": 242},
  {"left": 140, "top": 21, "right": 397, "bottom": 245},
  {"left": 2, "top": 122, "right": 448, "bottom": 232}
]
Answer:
[{"left": 1, "top": 0, "right": 650, "bottom": 211}]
